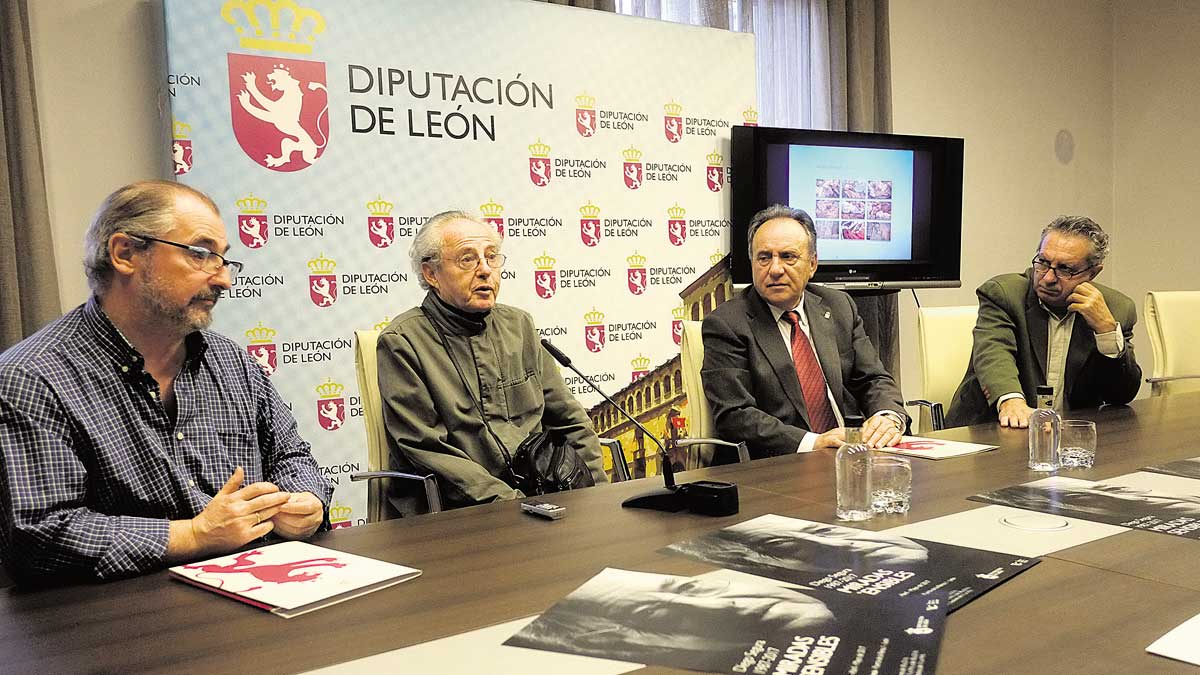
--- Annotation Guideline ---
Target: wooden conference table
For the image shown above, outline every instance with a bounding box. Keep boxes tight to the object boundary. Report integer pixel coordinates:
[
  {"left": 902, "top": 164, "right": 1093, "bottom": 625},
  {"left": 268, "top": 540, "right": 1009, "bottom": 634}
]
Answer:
[{"left": 4, "top": 392, "right": 1200, "bottom": 674}]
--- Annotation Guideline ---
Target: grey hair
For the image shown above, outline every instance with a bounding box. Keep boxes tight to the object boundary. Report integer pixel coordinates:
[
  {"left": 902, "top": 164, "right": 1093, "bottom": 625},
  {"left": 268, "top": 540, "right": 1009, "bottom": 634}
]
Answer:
[
  {"left": 746, "top": 204, "right": 817, "bottom": 259},
  {"left": 409, "top": 210, "right": 500, "bottom": 290},
  {"left": 1041, "top": 215, "right": 1110, "bottom": 267},
  {"left": 83, "top": 180, "right": 220, "bottom": 293}
]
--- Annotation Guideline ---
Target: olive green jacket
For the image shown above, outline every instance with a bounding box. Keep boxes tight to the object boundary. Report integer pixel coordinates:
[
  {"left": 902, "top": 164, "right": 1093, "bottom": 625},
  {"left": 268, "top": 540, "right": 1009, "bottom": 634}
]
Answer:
[
  {"left": 377, "top": 296, "right": 606, "bottom": 508},
  {"left": 945, "top": 270, "right": 1141, "bottom": 427}
]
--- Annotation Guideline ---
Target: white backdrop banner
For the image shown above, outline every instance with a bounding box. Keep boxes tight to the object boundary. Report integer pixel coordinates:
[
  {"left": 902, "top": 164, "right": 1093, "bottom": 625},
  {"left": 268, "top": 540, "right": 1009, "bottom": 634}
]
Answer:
[{"left": 164, "top": 0, "right": 756, "bottom": 526}]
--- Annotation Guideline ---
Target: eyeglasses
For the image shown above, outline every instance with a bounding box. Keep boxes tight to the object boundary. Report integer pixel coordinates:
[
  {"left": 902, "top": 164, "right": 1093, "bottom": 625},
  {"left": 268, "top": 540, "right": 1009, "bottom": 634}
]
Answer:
[
  {"left": 1031, "top": 256, "right": 1093, "bottom": 280},
  {"left": 753, "top": 251, "right": 808, "bottom": 268},
  {"left": 133, "top": 235, "right": 244, "bottom": 280},
  {"left": 440, "top": 251, "right": 507, "bottom": 270}
]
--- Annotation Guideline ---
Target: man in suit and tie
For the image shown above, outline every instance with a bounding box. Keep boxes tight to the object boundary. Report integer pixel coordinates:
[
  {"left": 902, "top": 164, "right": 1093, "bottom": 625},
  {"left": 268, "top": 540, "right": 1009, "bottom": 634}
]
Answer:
[
  {"left": 702, "top": 205, "right": 907, "bottom": 459},
  {"left": 945, "top": 216, "right": 1141, "bottom": 428}
]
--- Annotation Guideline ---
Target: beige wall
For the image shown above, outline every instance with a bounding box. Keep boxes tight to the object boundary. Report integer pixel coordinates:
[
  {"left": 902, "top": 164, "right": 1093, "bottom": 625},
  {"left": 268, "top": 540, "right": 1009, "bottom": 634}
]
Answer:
[
  {"left": 29, "top": 0, "right": 171, "bottom": 309},
  {"left": 889, "top": 0, "right": 1118, "bottom": 416},
  {"left": 1112, "top": 0, "right": 1200, "bottom": 387}
]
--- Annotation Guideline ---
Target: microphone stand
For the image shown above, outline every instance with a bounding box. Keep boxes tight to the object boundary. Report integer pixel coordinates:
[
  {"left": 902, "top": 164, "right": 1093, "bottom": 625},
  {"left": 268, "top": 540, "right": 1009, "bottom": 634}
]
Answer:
[{"left": 541, "top": 339, "right": 738, "bottom": 515}]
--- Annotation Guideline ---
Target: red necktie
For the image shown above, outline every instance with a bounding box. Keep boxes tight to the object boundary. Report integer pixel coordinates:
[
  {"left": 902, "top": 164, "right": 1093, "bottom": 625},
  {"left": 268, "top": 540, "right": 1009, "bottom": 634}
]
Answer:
[{"left": 784, "top": 310, "right": 838, "bottom": 433}]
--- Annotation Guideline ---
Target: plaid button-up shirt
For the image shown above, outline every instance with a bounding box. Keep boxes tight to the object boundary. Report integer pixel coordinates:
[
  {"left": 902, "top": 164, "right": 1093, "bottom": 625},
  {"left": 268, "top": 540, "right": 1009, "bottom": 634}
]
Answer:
[{"left": 0, "top": 298, "right": 332, "bottom": 582}]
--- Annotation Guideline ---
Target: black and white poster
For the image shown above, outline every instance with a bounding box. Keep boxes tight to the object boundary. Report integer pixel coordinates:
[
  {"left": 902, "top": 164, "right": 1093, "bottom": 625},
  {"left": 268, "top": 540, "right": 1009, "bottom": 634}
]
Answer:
[
  {"left": 970, "top": 475, "right": 1200, "bottom": 540},
  {"left": 662, "top": 514, "right": 1037, "bottom": 612},
  {"left": 1142, "top": 456, "right": 1200, "bottom": 480},
  {"left": 505, "top": 567, "right": 946, "bottom": 674}
]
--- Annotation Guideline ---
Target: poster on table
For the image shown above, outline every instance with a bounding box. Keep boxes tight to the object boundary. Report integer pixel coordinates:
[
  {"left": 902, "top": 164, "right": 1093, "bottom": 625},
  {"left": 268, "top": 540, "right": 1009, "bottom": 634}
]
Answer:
[
  {"left": 970, "top": 475, "right": 1200, "bottom": 540},
  {"left": 1142, "top": 456, "right": 1200, "bottom": 481},
  {"left": 505, "top": 567, "right": 946, "bottom": 674},
  {"left": 664, "top": 514, "right": 1037, "bottom": 611},
  {"left": 163, "top": 0, "right": 756, "bottom": 522}
]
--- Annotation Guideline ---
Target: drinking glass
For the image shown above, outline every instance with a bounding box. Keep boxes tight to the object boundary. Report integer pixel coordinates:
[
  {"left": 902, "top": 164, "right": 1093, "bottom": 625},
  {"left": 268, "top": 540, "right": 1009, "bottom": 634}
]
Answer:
[
  {"left": 1059, "top": 420, "right": 1097, "bottom": 468},
  {"left": 871, "top": 456, "right": 912, "bottom": 514}
]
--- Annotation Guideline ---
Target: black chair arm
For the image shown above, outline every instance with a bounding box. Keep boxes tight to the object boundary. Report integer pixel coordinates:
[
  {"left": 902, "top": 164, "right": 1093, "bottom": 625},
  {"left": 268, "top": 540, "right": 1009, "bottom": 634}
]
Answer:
[{"left": 350, "top": 471, "right": 442, "bottom": 514}]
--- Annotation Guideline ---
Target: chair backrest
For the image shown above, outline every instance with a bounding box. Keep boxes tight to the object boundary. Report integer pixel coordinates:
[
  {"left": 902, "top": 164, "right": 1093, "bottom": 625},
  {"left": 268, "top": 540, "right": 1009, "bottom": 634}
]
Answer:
[
  {"left": 1145, "top": 291, "right": 1200, "bottom": 396},
  {"left": 599, "top": 437, "right": 632, "bottom": 482},
  {"left": 679, "top": 320, "right": 712, "bottom": 439},
  {"left": 678, "top": 320, "right": 741, "bottom": 465},
  {"left": 353, "top": 329, "right": 389, "bottom": 523},
  {"left": 916, "top": 305, "right": 979, "bottom": 415}
]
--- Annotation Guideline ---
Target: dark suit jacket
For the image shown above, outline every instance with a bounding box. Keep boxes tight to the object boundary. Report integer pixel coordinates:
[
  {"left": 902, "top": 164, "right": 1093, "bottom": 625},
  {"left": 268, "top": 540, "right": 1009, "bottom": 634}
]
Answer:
[
  {"left": 701, "top": 285, "right": 906, "bottom": 459},
  {"left": 944, "top": 270, "right": 1142, "bottom": 427}
]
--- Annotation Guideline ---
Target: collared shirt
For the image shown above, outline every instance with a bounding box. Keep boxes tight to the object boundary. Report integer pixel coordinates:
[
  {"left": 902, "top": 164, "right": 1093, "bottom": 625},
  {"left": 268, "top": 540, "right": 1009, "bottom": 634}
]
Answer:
[
  {"left": 1044, "top": 311, "right": 1074, "bottom": 410},
  {"left": 997, "top": 305, "right": 1124, "bottom": 411},
  {"left": 766, "top": 299, "right": 904, "bottom": 452},
  {"left": 0, "top": 298, "right": 332, "bottom": 582}
]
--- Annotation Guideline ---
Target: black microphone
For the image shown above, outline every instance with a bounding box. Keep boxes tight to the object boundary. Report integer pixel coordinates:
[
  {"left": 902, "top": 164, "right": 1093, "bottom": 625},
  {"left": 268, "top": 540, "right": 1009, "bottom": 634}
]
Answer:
[
  {"left": 540, "top": 338, "right": 572, "bottom": 367},
  {"left": 541, "top": 338, "right": 674, "bottom": 489},
  {"left": 541, "top": 339, "right": 738, "bottom": 515}
]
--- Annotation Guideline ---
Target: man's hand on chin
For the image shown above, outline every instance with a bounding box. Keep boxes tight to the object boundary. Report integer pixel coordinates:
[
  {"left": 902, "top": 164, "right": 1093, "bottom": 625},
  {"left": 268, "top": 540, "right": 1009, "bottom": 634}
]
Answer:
[{"left": 1068, "top": 282, "right": 1118, "bottom": 334}]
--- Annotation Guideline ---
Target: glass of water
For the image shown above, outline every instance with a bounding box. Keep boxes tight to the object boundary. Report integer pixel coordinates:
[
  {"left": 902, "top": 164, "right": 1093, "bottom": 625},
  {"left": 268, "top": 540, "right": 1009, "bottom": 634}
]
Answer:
[
  {"left": 1060, "top": 420, "right": 1097, "bottom": 468},
  {"left": 871, "top": 456, "right": 912, "bottom": 514}
]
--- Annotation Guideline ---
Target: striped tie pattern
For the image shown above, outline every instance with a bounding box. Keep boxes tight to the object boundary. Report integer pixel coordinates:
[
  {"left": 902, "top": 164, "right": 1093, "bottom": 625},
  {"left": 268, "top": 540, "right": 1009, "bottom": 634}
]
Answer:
[{"left": 784, "top": 310, "right": 838, "bottom": 433}]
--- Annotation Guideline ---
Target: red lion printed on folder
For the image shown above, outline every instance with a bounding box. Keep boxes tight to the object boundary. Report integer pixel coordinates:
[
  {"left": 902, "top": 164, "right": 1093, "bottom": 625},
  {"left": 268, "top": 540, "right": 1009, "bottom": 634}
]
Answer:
[
  {"left": 892, "top": 439, "right": 943, "bottom": 451},
  {"left": 171, "top": 541, "right": 423, "bottom": 617},
  {"left": 184, "top": 550, "right": 346, "bottom": 590}
]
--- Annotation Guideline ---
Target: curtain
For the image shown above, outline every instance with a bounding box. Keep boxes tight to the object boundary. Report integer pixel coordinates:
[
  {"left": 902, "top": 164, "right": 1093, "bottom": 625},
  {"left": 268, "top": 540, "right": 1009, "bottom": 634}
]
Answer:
[
  {"left": 740, "top": 0, "right": 833, "bottom": 129},
  {"left": 0, "top": 0, "right": 60, "bottom": 352},
  {"left": 836, "top": 0, "right": 891, "bottom": 133},
  {"left": 536, "top": 0, "right": 618, "bottom": 11},
  {"left": 621, "top": 0, "right": 730, "bottom": 27},
  {"left": 615, "top": 0, "right": 891, "bottom": 131},
  {"left": 616, "top": 0, "right": 901, "bottom": 378},
  {"left": 745, "top": 0, "right": 882, "bottom": 130},
  {"left": 744, "top": 0, "right": 896, "bottom": 373},
  {"left": 828, "top": 0, "right": 897, "bottom": 376}
]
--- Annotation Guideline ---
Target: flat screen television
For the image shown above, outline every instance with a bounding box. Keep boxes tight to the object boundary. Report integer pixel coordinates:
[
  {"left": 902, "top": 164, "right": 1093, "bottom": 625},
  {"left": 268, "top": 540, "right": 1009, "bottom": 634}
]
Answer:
[{"left": 730, "top": 126, "right": 964, "bottom": 289}]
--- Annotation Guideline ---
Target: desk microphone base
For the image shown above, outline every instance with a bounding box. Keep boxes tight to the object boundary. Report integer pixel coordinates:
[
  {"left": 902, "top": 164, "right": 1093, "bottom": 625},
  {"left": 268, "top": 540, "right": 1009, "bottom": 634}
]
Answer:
[
  {"left": 622, "top": 486, "right": 689, "bottom": 512},
  {"left": 622, "top": 481, "right": 739, "bottom": 516}
]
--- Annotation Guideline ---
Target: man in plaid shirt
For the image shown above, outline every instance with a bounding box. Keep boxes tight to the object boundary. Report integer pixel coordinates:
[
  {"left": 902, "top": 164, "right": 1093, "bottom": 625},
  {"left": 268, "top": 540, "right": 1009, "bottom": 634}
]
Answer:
[{"left": 0, "top": 181, "right": 332, "bottom": 583}]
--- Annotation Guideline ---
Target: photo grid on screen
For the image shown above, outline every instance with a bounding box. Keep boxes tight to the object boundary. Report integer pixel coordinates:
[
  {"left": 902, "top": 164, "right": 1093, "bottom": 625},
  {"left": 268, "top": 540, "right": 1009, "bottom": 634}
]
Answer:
[{"left": 814, "top": 179, "right": 892, "bottom": 242}]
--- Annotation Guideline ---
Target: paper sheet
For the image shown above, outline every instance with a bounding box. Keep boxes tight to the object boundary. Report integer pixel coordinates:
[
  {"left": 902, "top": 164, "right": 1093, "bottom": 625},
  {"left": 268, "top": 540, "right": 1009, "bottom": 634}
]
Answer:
[
  {"left": 305, "top": 571, "right": 798, "bottom": 675},
  {"left": 1102, "top": 470, "right": 1200, "bottom": 497},
  {"left": 664, "top": 513, "right": 1037, "bottom": 611},
  {"left": 885, "top": 504, "right": 1128, "bottom": 557},
  {"left": 1147, "top": 612, "right": 1200, "bottom": 666},
  {"left": 880, "top": 436, "right": 997, "bottom": 460},
  {"left": 302, "top": 617, "right": 640, "bottom": 675}
]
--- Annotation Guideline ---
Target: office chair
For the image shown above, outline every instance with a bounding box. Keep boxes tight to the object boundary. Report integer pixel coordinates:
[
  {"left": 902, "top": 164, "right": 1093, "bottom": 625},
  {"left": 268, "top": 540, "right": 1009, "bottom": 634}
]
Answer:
[
  {"left": 677, "top": 320, "right": 751, "bottom": 467},
  {"left": 349, "top": 329, "right": 442, "bottom": 520},
  {"left": 599, "top": 437, "right": 632, "bottom": 482},
  {"left": 1145, "top": 291, "right": 1200, "bottom": 396},
  {"left": 906, "top": 305, "right": 978, "bottom": 431}
]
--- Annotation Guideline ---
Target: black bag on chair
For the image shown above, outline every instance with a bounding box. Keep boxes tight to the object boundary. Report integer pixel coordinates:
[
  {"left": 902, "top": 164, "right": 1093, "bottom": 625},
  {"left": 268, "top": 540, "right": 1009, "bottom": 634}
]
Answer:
[
  {"left": 422, "top": 304, "right": 595, "bottom": 497},
  {"left": 505, "top": 428, "right": 597, "bottom": 496}
]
